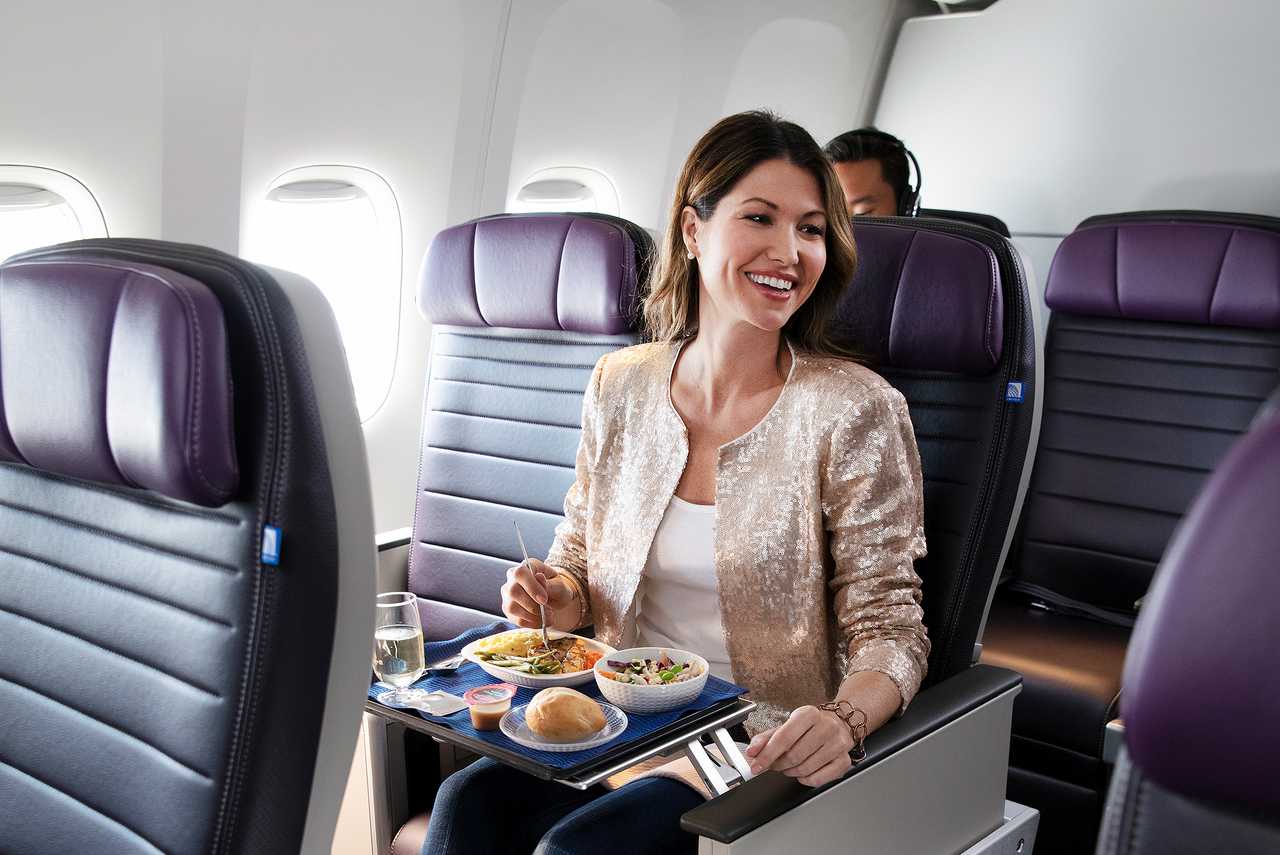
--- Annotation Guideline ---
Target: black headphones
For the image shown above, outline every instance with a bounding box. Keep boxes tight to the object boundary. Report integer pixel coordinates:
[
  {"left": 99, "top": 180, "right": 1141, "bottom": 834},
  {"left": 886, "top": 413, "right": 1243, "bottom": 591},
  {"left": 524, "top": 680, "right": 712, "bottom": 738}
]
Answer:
[{"left": 844, "top": 128, "right": 923, "bottom": 217}]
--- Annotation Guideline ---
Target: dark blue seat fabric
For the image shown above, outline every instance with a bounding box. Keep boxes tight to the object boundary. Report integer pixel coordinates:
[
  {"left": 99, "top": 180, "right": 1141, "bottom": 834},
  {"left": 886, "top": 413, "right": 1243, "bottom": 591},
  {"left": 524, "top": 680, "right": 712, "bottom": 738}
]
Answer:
[
  {"left": 980, "top": 211, "right": 1280, "bottom": 854},
  {"left": 836, "top": 217, "right": 1036, "bottom": 685},
  {"left": 0, "top": 240, "right": 354, "bottom": 854},
  {"left": 1095, "top": 394, "right": 1280, "bottom": 855}
]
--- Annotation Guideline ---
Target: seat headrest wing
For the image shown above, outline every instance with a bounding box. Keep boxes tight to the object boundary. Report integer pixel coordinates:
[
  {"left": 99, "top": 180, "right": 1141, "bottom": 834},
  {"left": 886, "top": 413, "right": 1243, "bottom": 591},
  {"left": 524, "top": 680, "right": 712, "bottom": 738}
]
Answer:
[
  {"left": 1046, "top": 213, "right": 1280, "bottom": 329},
  {"left": 1121, "top": 404, "right": 1280, "bottom": 814},
  {"left": 417, "top": 213, "right": 647, "bottom": 334},
  {"left": 835, "top": 221, "right": 1004, "bottom": 374},
  {"left": 0, "top": 257, "right": 238, "bottom": 506}
]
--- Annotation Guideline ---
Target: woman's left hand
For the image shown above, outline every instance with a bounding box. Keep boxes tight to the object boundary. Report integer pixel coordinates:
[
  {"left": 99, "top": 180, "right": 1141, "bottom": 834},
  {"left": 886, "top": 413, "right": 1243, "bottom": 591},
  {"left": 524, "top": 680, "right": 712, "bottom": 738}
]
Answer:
[{"left": 744, "top": 705, "right": 854, "bottom": 787}]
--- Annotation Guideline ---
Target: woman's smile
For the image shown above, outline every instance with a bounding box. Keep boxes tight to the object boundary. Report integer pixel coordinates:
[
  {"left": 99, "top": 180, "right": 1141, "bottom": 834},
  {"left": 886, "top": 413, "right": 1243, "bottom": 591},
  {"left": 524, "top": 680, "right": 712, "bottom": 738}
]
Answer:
[{"left": 745, "top": 270, "right": 797, "bottom": 301}]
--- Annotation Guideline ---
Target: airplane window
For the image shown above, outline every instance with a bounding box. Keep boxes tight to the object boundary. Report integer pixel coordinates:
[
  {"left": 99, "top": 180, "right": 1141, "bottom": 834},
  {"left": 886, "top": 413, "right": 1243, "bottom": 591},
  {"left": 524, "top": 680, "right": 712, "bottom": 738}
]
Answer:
[
  {"left": 509, "top": 166, "right": 620, "bottom": 216},
  {"left": 0, "top": 166, "right": 108, "bottom": 262},
  {"left": 244, "top": 165, "right": 402, "bottom": 422}
]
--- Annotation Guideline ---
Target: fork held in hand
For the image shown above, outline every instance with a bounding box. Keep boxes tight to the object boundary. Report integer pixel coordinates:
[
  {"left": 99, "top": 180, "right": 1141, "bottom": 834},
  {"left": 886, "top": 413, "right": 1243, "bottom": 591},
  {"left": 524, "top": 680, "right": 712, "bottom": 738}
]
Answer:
[{"left": 512, "top": 521, "right": 552, "bottom": 652}]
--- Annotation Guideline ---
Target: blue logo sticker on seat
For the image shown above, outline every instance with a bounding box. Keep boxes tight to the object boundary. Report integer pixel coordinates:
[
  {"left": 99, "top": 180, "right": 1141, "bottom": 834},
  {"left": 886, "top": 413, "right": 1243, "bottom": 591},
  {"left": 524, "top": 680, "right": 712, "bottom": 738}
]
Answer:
[
  {"left": 1005, "top": 382, "right": 1024, "bottom": 403},
  {"left": 262, "top": 525, "right": 282, "bottom": 566}
]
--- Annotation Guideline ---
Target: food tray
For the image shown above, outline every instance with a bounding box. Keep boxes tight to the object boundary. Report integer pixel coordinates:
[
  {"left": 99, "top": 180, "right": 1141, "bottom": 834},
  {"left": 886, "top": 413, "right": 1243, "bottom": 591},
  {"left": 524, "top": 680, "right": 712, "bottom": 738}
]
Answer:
[{"left": 367, "top": 621, "right": 749, "bottom": 773}]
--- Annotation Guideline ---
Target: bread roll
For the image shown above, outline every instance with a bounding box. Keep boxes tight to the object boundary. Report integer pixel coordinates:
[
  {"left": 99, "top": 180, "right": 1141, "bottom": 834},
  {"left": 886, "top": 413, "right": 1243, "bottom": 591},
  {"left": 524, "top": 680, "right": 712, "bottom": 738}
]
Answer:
[{"left": 526, "top": 687, "right": 606, "bottom": 741}]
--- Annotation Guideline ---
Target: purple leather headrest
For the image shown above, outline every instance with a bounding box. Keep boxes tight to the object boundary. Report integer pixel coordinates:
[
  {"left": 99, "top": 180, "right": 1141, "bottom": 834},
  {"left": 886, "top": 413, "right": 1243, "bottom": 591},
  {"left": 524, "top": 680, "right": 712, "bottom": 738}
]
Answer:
[
  {"left": 1046, "top": 217, "right": 1280, "bottom": 329},
  {"left": 0, "top": 257, "right": 238, "bottom": 506},
  {"left": 417, "top": 213, "right": 645, "bottom": 334},
  {"left": 835, "top": 222, "right": 1004, "bottom": 375},
  {"left": 1121, "top": 405, "right": 1280, "bottom": 814}
]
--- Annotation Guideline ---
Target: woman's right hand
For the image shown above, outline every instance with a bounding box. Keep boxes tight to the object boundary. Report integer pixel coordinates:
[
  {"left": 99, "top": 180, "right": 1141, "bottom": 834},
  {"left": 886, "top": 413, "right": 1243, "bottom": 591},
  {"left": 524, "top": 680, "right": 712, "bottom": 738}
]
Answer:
[{"left": 500, "top": 558, "right": 579, "bottom": 631}]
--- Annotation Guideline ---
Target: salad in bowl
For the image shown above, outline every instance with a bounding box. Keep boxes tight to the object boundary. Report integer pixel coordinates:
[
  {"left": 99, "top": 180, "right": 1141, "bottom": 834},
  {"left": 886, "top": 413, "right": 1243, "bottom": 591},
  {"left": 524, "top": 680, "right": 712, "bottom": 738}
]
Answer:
[{"left": 594, "top": 647, "right": 709, "bottom": 713}]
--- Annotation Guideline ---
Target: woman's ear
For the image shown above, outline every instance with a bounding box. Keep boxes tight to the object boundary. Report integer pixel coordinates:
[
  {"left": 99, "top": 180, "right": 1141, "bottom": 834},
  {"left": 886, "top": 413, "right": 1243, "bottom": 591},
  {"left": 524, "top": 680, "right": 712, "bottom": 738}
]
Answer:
[{"left": 680, "top": 206, "right": 699, "bottom": 259}]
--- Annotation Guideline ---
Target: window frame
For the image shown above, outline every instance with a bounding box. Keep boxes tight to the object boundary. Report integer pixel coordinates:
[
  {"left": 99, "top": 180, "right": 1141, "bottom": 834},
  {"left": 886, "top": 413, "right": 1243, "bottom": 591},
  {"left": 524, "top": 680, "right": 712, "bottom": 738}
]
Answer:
[
  {"left": 253, "top": 164, "right": 404, "bottom": 423},
  {"left": 0, "top": 164, "right": 109, "bottom": 254},
  {"left": 509, "top": 165, "right": 621, "bottom": 216}
]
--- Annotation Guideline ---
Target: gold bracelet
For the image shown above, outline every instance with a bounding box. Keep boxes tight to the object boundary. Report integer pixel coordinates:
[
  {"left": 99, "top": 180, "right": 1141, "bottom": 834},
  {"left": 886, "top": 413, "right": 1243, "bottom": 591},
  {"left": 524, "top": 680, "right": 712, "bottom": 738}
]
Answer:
[
  {"left": 558, "top": 572, "right": 590, "bottom": 630},
  {"left": 817, "top": 700, "right": 868, "bottom": 762},
  {"left": 573, "top": 584, "right": 590, "bottom": 630}
]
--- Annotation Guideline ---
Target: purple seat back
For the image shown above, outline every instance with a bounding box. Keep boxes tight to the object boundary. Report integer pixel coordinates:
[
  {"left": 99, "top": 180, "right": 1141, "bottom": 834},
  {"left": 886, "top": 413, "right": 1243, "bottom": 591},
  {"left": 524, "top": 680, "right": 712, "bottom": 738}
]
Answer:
[
  {"left": 409, "top": 213, "right": 649, "bottom": 639},
  {"left": 420, "top": 213, "right": 642, "bottom": 334},
  {"left": 0, "top": 240, "right": 348, "bottom": 854},
  {"left": 1047, "top": 215, "right": 1280, "bottom": 329},
  {"left": 1094, "top": 400, "right": 1280, "bottom": 855},
  {"left": 1008, "top": 211, "right": 1280, "bottom": 619},
  {"left": 833, "top": 218, "right": 1036, "bottom": 683},
  {"left": 0, "top": 257, "right": 237, "bottom": 505},
  {"left": 837, "top": 221, "right": 1005, "bottom": 374},
  {"left": 1121, "top": 401, "right": 1280, "bottom": 814}
]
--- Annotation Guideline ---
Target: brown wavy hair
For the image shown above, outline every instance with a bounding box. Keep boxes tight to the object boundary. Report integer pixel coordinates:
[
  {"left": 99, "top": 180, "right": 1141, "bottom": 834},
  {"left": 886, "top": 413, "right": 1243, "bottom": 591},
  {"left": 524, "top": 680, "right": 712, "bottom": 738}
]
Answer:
[{"left": 643, "top": 110, "right": 857, "bottom": 356}]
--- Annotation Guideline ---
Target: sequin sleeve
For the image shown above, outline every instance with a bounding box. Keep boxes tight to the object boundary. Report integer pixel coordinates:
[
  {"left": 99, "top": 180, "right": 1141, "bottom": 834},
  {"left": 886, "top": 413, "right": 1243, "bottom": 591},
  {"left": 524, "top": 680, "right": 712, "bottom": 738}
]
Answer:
[
  {"left": 823, "top": 385, "right": 930, "bottom": 710},
  {"left": 544, "top": 354, "right": 607, "bottom": 628}
]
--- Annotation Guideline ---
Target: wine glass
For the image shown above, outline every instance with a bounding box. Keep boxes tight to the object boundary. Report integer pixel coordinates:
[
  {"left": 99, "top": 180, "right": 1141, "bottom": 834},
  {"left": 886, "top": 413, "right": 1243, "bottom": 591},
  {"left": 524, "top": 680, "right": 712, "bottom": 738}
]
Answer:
[{"left": 373, "top": 592, "right": 427, "bottom": 705}]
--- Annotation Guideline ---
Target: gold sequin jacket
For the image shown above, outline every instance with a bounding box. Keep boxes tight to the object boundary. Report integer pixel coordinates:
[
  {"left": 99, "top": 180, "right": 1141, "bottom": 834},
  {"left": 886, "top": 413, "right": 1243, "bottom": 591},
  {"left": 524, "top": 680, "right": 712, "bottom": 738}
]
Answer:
[{"left": 546, "top": 341, "right": 929, "bottom": 731}]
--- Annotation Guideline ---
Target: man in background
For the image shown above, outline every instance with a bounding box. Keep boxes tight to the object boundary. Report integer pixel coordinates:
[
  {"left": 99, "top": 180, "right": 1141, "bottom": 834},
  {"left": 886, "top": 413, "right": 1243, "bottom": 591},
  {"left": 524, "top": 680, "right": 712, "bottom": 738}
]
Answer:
[{"left": 823, "top": 127, "right": 919, "bottom": 217}]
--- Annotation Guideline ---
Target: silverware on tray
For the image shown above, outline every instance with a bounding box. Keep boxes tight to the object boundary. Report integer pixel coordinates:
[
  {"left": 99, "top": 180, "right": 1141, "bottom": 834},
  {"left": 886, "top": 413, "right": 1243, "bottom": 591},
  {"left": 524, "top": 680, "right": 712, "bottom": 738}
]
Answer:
[{"left": 512, "top": 521, "right": 553, "bottom": 653}]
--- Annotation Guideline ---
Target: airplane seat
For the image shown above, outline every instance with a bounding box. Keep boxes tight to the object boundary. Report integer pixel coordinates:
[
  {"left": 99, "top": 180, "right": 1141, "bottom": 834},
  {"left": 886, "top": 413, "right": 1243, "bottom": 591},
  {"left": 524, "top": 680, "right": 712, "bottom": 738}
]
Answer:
[
  {"left": 979, "top": 211, "right": 1280, "bottom": 852},
  {"left": 833, "top": 217, "right": 1038, "bottom": 686},
  {"left": 405, "top": 212, "right": 651, "bottom": 641},
  {"left": 918, "top": 207, "right": 1012, "bottom": 237},
  {"left": 0, "top": 240, "right": 376, "bottom": 853},
  {"left": 382, "top": 212, "right": 650, "bottom": 853},
  {"left": 681, "top": 216, "right": 1040, "bottom": 854},
  {"left": 1095, "top": 398, "right": 1280, "bottom": 854}
]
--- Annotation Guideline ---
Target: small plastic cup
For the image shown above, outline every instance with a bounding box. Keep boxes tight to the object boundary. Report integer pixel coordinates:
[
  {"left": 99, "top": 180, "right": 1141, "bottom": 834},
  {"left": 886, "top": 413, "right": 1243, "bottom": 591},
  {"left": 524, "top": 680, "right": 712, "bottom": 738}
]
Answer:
[{"left": 464, "top": 683, "right": 516, "bottom": 731}]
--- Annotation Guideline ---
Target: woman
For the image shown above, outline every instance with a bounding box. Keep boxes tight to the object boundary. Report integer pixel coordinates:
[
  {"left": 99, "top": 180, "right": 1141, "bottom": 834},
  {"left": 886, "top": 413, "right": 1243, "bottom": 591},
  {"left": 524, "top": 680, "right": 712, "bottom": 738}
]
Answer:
[{"left": 423, "top": 111, "right": 928, "bottom": 855}]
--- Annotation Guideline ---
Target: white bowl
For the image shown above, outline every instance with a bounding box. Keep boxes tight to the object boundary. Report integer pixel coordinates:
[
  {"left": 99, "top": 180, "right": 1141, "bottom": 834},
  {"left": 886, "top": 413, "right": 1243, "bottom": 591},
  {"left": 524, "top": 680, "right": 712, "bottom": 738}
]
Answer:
[
  {"left": 594, "top": 647, "right": 709, "bottom": 714},
  {"left": 460, "top": 630, "right": 615, "bottom": 689}
]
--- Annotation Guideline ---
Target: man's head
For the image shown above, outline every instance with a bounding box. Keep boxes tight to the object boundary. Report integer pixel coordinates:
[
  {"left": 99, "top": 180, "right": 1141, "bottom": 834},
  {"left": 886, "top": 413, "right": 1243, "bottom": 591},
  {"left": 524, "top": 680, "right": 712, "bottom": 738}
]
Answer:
[{"left": 823, "top": 128, "right": 916, "bottom": 217}]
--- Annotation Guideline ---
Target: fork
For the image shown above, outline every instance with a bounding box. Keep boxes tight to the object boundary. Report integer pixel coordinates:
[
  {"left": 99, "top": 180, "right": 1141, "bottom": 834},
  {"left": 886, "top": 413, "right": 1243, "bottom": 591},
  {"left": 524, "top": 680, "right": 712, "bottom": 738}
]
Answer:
[{"left": 512, "top": 521, "right": 554, "bottom": 654}]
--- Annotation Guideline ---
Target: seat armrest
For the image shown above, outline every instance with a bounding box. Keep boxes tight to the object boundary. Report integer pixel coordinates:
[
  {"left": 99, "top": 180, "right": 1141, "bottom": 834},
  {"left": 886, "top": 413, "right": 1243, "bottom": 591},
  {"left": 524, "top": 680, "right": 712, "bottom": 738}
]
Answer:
[
  {"left": 377, "top": 527, "right": 412, "bottom": 551},
  {"left": 680, "top": 665, "right": 1022, "bottom": 843},
  {"left": 377, "top": 527, "right": 412, "bottom": 591}
]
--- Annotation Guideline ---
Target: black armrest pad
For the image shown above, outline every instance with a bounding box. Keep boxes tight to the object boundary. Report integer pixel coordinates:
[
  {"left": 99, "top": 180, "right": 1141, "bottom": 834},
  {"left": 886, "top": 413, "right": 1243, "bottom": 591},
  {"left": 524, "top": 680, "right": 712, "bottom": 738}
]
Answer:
[{"left": 680, "top": 664, "right": 1021, "bottom": 843}]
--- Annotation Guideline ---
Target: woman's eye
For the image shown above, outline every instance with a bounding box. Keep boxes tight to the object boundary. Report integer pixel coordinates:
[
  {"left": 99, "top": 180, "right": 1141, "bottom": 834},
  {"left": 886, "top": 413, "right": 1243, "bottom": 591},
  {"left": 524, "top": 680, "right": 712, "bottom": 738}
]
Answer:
[
  {"left": 743, "top": 213, "right": 772, "bottom": 225},
  {"left": 800, "top": 224, "right": 826, "bottom": 236}
]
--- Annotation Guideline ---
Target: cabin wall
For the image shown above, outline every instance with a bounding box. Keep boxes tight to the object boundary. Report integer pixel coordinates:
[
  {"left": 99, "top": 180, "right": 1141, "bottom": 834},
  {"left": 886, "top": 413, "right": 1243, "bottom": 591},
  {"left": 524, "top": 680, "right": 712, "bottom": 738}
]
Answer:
[
  {"left": 1, "top": 0, "right": 926, "bottom": 532},
  {"left": 2, "top": 1, "right": 164, "bottom": 239},
  {"left": 877, "top": 0, "right": 1280, "bottom": 295},
  {"left": 237, "top": 0, "right": 508, "bottom": 536},
  {"left": 482, "top": 0, "right": 930, "bottom": 230}
]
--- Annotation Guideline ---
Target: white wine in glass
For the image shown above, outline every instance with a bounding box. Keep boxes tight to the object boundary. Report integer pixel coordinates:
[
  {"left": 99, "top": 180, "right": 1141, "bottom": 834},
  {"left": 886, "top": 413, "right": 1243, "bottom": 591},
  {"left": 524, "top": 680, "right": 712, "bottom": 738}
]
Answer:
[{"left": 373, "top": 592, "right": 427, "bottom": 704}]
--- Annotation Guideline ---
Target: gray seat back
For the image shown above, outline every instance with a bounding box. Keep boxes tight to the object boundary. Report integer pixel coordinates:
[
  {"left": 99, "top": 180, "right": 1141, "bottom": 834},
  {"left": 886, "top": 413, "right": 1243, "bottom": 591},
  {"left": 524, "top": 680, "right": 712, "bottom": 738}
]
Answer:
[
  {"left": 408, "top": 213, "right": 650, "bottom": 639},
  {"left": 0, "top": 240, "right": 374, "bottom": 854}
]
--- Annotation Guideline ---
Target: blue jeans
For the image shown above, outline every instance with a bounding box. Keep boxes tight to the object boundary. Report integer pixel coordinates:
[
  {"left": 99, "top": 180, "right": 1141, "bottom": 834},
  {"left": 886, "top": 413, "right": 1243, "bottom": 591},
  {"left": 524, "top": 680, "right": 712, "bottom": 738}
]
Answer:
[{"left": 422, "top": 757, "right": 703, "bottom": 855}]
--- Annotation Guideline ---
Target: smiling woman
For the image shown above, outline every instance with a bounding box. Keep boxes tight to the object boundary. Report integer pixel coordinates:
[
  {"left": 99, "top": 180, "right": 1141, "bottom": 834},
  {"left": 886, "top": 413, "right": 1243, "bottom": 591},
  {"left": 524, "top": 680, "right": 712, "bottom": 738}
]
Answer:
[
  {"left": 432, "top": 111, "right": 929, "bottom": 855},
  {"left": 643, "top": 111, "right": 856, "bottom": 354}
]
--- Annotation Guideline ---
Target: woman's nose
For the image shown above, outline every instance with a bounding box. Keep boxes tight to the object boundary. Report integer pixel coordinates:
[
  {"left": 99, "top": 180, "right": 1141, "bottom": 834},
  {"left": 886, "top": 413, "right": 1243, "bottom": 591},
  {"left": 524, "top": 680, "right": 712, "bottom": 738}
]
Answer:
[{"left": 768, "top": 229, "right": 800, "bottom": 265}]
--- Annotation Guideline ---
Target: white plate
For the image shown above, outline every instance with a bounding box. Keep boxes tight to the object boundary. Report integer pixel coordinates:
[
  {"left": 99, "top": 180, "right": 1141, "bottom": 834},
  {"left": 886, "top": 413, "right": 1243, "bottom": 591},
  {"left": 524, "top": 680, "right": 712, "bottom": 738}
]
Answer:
[
  {"left": 460, "top": 630, "right": 615, "bottom": 689},
  {"left": 499, "top": 701, "right": 628, "bottom": 752}
]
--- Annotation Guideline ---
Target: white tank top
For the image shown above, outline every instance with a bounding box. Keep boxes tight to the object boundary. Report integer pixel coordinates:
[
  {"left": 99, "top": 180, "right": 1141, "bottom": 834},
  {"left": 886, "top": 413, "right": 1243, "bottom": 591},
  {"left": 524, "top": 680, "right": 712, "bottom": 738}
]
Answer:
[{"left": 635, "top": 495, "right": 733, "bottom": 681}]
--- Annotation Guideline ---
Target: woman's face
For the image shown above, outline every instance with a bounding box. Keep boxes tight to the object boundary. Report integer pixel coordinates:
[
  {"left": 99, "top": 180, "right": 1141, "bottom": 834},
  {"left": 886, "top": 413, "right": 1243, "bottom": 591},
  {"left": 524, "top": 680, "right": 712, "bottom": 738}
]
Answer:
[{"left": 683, "top": 158, "right": 828, "bottom": 334}]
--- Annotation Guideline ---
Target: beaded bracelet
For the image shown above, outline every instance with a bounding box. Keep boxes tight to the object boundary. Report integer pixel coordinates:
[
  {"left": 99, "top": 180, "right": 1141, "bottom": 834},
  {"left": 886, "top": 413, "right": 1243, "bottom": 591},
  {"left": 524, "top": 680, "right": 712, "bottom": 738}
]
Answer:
[{"left": 817, "top": 700, "right": 869, "bottom": 762}]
